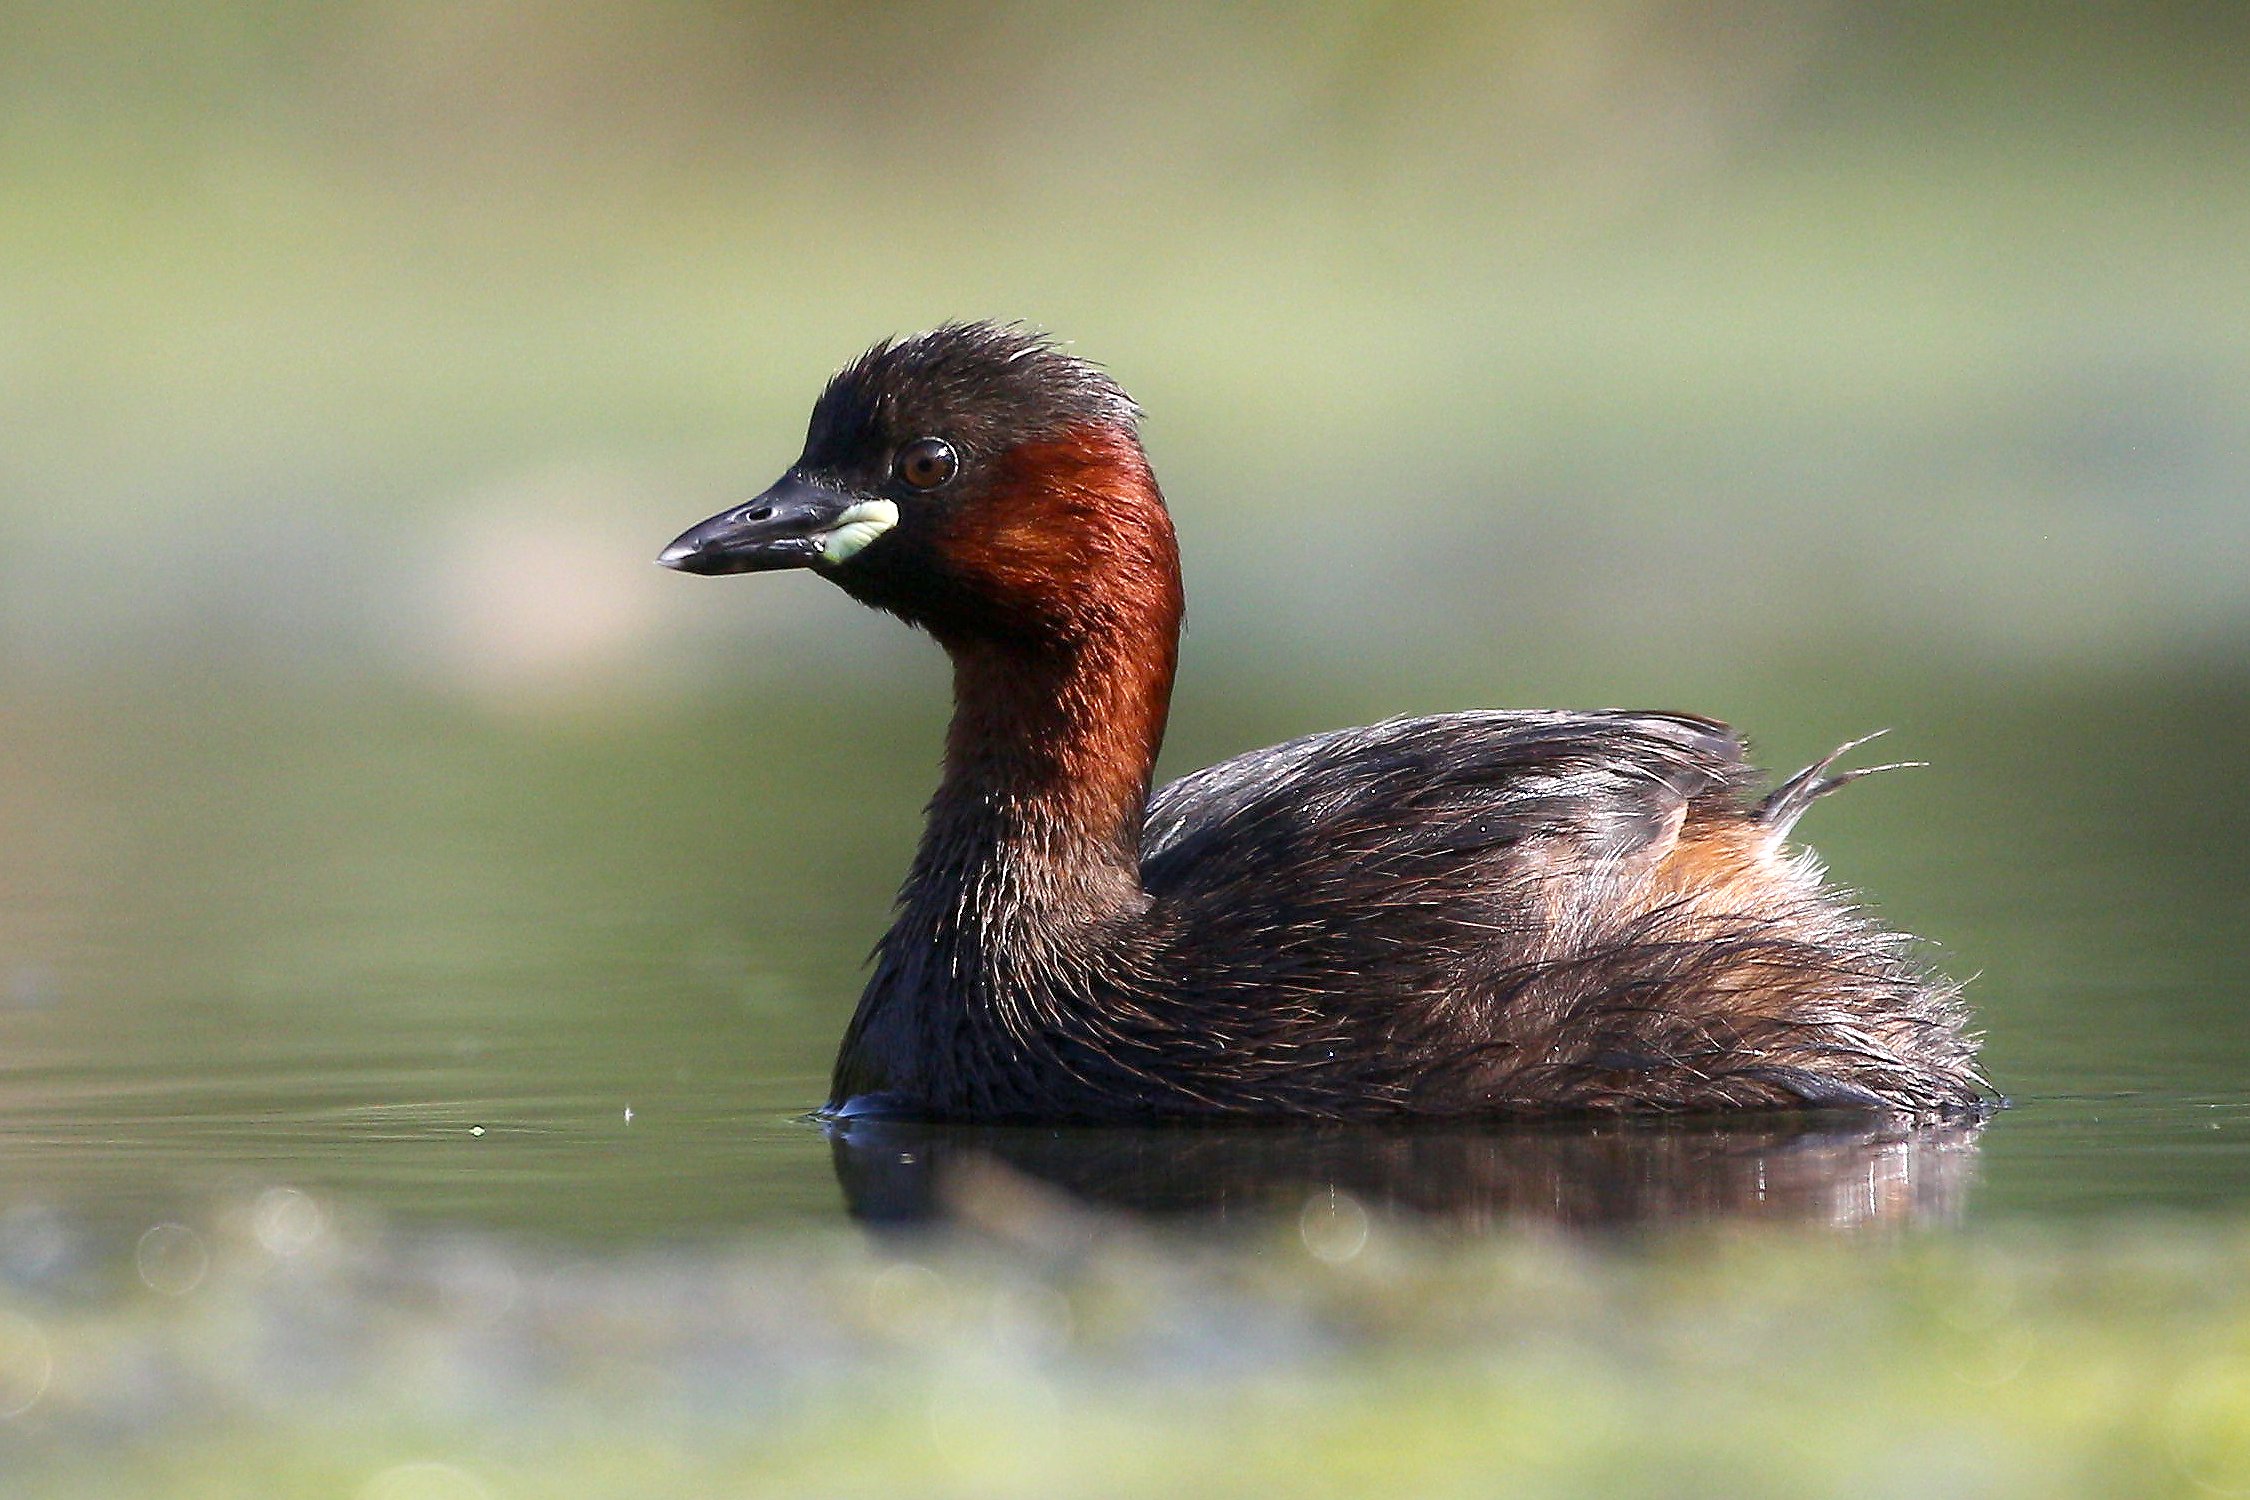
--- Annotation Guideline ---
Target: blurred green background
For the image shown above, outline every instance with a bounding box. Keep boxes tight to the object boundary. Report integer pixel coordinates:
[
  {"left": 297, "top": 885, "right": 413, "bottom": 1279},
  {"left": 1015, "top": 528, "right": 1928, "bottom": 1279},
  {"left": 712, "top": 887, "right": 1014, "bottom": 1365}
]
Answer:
[
  {"left": 3, "top": 4, "right": 2250, "bottom": 1492},
  {"left": 5, "top": 0, "right": 2250, "bottom": 1206},
  {"left": 4, "top": 0, "right": 2246, "bottom": 692},
  {"left": 1, "top": 0, "right": 2247, "bottom": 1207}
]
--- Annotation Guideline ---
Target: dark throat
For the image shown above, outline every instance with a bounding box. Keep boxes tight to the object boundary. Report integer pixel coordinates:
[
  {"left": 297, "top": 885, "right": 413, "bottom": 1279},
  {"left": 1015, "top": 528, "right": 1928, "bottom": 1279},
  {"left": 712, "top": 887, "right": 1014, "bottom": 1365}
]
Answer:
[
  {"left": 833, "top": 427, "right": 1183, "bottom": 1109},
  {"left": 924, "top": 607, "right": 1179, "bottom": 919},
  {"left": 913, "top": 424, "right": 1185, "bottom": 921}
]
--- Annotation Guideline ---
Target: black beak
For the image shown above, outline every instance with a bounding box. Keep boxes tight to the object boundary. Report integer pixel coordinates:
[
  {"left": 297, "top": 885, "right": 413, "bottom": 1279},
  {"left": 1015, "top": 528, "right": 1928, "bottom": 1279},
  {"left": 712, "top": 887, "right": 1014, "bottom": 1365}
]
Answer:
[{"left": 657, "top": 472, "right": 856, "bottom": 576}]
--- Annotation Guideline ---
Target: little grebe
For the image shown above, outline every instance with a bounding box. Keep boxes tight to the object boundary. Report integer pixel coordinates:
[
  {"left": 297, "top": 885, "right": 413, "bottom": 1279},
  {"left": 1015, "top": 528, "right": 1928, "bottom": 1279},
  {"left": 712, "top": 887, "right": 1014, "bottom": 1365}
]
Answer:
[{"left": 660, "top": 323, "right": 1985, "bottom": 1122}]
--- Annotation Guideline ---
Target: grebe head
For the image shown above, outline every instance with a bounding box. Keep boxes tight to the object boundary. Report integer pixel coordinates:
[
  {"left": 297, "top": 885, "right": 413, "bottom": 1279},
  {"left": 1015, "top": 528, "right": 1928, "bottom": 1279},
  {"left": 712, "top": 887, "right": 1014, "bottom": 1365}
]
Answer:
[{"left": 658, "top": 322, "right": 1169, "bottom": 646}]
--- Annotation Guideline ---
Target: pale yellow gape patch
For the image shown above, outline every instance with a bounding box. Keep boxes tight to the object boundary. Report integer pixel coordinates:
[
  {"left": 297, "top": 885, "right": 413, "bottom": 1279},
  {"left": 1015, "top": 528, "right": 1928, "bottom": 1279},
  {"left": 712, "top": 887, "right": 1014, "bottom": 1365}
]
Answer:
[{"left": 819, "top": 500, "right": 900, "bottom": 565}]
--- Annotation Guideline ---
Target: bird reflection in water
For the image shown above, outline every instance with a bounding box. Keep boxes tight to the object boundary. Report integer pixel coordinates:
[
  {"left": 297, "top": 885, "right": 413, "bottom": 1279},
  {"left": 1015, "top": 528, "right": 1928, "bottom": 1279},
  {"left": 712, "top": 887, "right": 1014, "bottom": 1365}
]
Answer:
[{"left": 828, "top": 1115, "right": 1982, "bottom": 1234}]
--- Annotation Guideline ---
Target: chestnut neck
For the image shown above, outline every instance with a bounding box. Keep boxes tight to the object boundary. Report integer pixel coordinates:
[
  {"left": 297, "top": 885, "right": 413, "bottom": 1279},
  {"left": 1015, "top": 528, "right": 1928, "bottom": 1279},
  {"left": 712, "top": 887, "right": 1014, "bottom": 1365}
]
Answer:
[
  {"left": 915, "top": 427, "right": 1183, "bottom": 914},
  {"left": 837, "top": 424, "right": 1180, "bottom": 1109}
]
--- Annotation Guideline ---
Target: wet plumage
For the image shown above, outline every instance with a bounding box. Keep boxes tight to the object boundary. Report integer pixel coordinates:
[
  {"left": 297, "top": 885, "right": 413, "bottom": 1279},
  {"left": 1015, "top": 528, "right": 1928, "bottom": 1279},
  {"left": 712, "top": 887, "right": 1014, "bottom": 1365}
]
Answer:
[{"left": 660, "top": 322, "right": 1987, "bottom": 1123}]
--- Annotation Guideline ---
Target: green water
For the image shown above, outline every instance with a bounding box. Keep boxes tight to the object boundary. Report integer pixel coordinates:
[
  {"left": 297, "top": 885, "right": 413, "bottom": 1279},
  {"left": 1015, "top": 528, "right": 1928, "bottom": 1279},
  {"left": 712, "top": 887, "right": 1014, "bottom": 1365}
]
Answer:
[
  {"left": 5, "top": 664, "right": 2248, "bottom": 1242},
  {"left": 2, "top": 662, "right": 2249, "bottom": 1496}
]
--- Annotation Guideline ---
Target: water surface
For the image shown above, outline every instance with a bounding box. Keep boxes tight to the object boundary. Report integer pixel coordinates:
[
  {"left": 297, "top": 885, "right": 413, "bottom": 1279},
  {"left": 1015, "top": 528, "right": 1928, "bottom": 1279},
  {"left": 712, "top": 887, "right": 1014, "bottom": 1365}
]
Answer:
[
  {"left": 2, "top": 663, "right": 2248, "bottom": 1498},
  {"left": 2, "top": 663, "right": 2246, "bottom": 1244}
]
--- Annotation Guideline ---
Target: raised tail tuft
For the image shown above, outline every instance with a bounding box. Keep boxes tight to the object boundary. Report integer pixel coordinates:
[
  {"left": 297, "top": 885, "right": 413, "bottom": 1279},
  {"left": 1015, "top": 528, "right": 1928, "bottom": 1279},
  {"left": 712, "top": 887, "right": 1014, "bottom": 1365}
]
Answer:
[{"left": 1758, "top": 729, "right": 1927, "bottom": 842}]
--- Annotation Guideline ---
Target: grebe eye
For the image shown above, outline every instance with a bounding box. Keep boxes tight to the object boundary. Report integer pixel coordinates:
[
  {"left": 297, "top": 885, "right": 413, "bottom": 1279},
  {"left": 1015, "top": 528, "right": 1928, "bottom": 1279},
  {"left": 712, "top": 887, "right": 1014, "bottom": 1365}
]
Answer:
[{"left": 893, "top": 437, "right": 957, "bottom": 491}]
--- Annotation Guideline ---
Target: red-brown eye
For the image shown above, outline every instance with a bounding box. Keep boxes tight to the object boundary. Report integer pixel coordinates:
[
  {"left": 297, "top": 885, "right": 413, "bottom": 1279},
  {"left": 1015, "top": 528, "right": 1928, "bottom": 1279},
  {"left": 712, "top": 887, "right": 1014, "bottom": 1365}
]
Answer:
[{"left": 893, "top": 437, "right": 958, "bottom": 491}]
